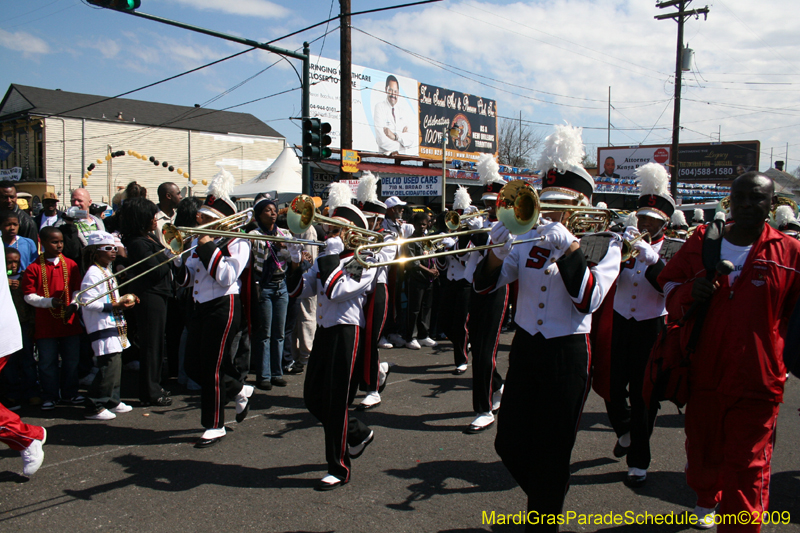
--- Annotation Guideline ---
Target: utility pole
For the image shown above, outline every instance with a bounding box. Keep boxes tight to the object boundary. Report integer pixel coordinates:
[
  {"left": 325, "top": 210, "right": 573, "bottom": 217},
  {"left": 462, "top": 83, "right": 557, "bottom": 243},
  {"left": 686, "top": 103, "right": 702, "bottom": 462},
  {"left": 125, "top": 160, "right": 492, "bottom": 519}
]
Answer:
[
  {"left": 607, "top": 86, "right": 611, "bottom": 147},
  {"left": 656, "top": 0, "right": 709, "bottom": 199},
  {"left": 339, "top": 0, "right": 352, "bottom": 181}
]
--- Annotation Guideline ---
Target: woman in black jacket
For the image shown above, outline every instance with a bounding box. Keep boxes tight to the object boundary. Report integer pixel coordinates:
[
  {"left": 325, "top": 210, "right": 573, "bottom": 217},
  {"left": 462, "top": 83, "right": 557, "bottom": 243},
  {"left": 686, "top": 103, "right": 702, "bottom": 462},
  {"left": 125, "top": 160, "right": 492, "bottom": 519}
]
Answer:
[{"left": 118, "top": 197, "right": 172, "bottom": 406}]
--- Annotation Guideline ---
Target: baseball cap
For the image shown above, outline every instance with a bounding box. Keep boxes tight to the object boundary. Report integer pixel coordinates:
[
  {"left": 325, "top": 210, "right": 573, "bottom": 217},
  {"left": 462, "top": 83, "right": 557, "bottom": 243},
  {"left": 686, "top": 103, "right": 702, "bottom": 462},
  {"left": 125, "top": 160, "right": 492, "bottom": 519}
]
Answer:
[{"left": 385, "top": 196, "right": 407, "bottom": 209}]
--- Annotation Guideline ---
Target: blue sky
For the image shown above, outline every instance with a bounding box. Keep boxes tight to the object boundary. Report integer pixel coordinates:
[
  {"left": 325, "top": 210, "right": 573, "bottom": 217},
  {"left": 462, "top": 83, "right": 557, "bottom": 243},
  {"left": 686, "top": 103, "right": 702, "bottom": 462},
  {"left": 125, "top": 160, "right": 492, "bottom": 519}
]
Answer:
[{"left": 3, "top": 0, "right": 800, "bottom": 172}]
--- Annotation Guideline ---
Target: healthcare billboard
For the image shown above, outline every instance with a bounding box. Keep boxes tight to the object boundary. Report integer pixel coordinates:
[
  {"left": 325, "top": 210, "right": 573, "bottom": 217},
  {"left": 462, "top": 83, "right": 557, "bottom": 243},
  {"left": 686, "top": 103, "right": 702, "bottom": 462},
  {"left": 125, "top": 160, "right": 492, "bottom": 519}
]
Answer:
[
  {"left": 597, "top": 141, "right": 760, "bottom": 182},
  {"left": 308, "top": 56, "right": 419, "bottom": 156},
  {"left": 417, "top": 83, "right": 498, "bottom": 162}
]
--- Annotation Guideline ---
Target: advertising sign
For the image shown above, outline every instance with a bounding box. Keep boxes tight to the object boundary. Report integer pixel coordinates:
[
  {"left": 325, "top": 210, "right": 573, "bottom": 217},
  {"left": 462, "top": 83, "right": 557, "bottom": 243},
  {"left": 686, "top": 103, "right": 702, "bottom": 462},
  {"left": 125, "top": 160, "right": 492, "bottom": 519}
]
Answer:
[
  {"left": 418, "top": 83, "right": 497, "bottom": 162},
  {"left": 309, "top": 56, "right": 419, "bottom": 156},
  {"left": 381, "top": 175, "right": 442, "bottom": 197},
  {"left": 598, "top": 141, "right": 760, "bottom": 182},
  {"left": 0, "top": 167, "right": 22, "bottom": 181}
]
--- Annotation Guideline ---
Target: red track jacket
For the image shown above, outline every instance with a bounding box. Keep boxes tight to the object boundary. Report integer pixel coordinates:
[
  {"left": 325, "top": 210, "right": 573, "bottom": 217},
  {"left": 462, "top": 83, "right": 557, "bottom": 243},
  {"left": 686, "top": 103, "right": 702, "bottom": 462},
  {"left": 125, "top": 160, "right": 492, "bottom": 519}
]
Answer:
[{"left": 658, "top": 223, "right": 800, "bottom": 402}]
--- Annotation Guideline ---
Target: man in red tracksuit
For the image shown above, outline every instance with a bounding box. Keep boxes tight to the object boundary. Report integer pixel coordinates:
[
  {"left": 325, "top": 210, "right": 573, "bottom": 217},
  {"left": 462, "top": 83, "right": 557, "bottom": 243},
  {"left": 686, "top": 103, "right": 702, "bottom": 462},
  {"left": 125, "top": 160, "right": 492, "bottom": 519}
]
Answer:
[{"left": 658, "top": 172, "right": 800, "bottom": 531}]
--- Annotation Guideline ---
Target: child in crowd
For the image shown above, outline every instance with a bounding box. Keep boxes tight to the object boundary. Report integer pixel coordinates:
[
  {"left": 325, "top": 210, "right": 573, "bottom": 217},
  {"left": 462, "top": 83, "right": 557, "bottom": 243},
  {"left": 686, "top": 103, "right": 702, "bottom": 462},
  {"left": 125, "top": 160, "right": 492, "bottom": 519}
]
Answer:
[
  {"left": 21, "top": 227, "right": 83, "bottom": 410},
  {"left": 1, "top": 210, "right": 38, "bottom": 270},
  {"left": 78, "top": 232, "right": 138, "bottom": 420},
  {"left": 2, "top": 247, "right": 39, "bottom": 410},
  {"left": 403, "top": 212, "right": 438, "bottom": 350}
]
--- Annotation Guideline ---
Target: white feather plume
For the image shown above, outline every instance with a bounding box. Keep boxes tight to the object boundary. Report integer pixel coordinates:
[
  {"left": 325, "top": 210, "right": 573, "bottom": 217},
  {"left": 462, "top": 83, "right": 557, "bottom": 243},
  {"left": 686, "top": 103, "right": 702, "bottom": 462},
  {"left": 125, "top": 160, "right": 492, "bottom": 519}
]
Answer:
[
  {"left": 477, "top": 154, "right": 504, "bottom": 185},
  {"left": 672, "top": 210, "right": 687, "bottom": 227},
  {"left": 326, "top": 182, "right": 353, "bottom": 209},
  {"left": 208, "top": 164, "right": 235, "bottom": 200},
  {"left": 357, "top": 171, "right": 379, "bottom": 204},
  {"left": 714, "top": 211, "right": 728, "bottom": 221},
  {"left": 596, "top": 202, "right": 608, "bottom": 209},
  {"left": 693, "top": 208, "right": 704, "bottom": 222},
  {"left": 536, "top": 124, "right": 585, "bottom": 174},
  {"left": 453, "top": 186, "right": 471, "bottom": 212},
  {"left": 635, "top": 163, "right": 672, "bottom": 198},
  {"left": 775, "top": 205, "right": 795, "bottom": 227}
]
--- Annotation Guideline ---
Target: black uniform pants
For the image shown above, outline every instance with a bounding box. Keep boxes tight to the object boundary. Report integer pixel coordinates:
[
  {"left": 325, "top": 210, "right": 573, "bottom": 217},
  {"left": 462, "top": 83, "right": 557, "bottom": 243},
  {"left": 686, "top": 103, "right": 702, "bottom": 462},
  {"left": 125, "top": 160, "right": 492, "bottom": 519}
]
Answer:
[
  {"left": 406, "top": 278, "right": 433, "bottom": 341},
  {"left": 185, "top": 294, "right": 243, "bottom": 429},
  {"left": 468, "top": 285, "right": 508, "bottom": 414},
  {"left": 135, "top": 292, "right": 168, "bottom": 403},
  {"left": 359, "top": 283, "right": 388, "bottom": 393},
  {"left": 605, "top": 312, "right": 664, "bottom": 470},
  {"left": 495, "top": 330, "right": 590, "bottom": 533},
  {"left": 304, "top": 324, "right": 370, "bottom": 482},
  {"left": 438, "top": 278, "right": 471, "bottom": 366}
]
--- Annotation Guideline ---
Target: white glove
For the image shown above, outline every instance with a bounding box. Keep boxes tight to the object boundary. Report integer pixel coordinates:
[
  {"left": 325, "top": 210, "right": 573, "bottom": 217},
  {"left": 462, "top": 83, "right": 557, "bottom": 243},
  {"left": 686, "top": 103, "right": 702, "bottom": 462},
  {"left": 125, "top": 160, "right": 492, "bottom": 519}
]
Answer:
[
  {"left": 324, "top": 236, "right": 344, "bottom": 256},
  {"left": 288, "top": 243, "right": 303, "bottom": 263},
  {"left": 633, "top": 240, "right": 660, "bottom": 266},
  {"left": 466, "top": 216, "right": 483, "bottom": 231},
  {"left": 623, "top": 226, "right": 640, "bottom": 241},
  {"left": 490, "top": 221, "right": 511, "bottom": 245},
  {"left": 400, "top": 223, "right": 414, "bottom": 239},
  {"left": 440, "top": 237, "right": 457, "bottom": 249},
  {"left": 537, "top": 221, "right": 576, "bottom": 251},
  {"left": 493, "top": 235, "right": 516, "bottom": 260},
  {"left": 463, "top": 205, "right": 478, "bottom": 215}
]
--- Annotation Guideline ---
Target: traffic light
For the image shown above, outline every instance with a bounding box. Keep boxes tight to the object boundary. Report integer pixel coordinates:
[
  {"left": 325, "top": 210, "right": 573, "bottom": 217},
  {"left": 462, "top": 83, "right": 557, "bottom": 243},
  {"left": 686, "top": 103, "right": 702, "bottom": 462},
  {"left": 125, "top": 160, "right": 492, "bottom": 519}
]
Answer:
[
  {"left": 319, "top": 122, "right": 332, "bottom": 159},
  {"left": 303, "top": 118, "right": 322, "bottom": 161},
  {"left": 86, "top": 0, "right": 141, "bottom": 11}
]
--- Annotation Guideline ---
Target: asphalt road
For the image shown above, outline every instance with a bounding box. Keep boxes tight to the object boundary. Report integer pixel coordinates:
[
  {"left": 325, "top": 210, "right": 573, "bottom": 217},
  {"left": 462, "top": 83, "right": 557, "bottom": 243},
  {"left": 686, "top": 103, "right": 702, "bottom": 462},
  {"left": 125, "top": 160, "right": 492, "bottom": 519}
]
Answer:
[{"left": 2, "top": 333, "right": 800, "bottom": 533}]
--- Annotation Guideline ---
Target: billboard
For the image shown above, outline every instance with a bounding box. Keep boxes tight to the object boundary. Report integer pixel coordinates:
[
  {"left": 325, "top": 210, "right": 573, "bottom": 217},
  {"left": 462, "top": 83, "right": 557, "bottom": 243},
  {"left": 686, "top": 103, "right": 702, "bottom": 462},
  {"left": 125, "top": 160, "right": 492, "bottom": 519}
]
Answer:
[
  {"left": 598, "top": 141, "right": 760, "bottom": 182},
  {"left": 309, "top": 56, "right": 419, "bottom": 156},
  {"left": 418, "top": 84, "right": 497, "bottom": 162}
]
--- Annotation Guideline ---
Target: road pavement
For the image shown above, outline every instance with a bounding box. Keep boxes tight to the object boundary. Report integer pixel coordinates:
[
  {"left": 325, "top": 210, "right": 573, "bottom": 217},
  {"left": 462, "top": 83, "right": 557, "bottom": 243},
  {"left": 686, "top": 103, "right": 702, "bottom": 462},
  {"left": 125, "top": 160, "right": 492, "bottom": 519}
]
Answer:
[{"left": 2, "top": 333, "right": 799, "bottom": 532}]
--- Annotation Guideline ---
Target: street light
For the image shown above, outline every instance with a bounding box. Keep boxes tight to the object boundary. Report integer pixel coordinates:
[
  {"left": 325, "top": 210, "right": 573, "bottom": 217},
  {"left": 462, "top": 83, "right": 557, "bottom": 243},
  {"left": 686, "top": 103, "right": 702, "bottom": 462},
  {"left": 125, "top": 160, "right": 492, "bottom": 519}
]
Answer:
[{"left": 442, "top": 124, "right": 461, "bottom": 212}]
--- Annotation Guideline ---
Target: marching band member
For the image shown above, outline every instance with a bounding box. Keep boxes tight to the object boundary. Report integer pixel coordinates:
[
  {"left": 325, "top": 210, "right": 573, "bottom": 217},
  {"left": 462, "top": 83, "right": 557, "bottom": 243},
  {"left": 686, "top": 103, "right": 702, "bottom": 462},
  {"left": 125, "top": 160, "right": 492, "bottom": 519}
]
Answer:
[
  {"left": 356, "top": 172, "right": 393, "bottom": 410},
  {"left": 288, "top": 184, "right": 376, "bottom": 491},
  {"left": 463, "top": 158, "right": 509, "bottom": 434},
  {"left": 605, "top": 163, "right": 675, "bottom": 487},
  {"left": 436, "top": 192, "right": 480, "bottom": 374},
  {"left": 175, "top": 167, "right": 253, "bottom": 448},
  {"left": 474, "top": 125, "right": 621, "bottom": 530},
  {"left": 692, "top": 208, "right": 705, "bottom": 227}
]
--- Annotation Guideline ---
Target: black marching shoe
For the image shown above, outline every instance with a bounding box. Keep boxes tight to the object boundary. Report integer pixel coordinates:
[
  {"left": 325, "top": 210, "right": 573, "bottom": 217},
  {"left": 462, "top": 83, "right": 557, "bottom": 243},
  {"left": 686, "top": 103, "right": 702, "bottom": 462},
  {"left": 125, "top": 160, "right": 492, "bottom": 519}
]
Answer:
[
  {"left": 195, "top": 429, "right": 226, "bottom": 449},
  {"left": 348, "top": 430, "right": 374, "bottom": 459}
]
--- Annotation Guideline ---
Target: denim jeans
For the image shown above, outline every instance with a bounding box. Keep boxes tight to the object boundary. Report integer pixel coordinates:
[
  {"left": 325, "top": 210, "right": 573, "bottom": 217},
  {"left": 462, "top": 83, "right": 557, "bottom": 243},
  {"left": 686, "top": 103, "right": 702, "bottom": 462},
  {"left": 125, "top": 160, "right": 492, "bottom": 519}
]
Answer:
[
  {"left": 252, "top": 279, "right": 289, "bottom": 381},
  {"left": 36, "top": 335, "right": 81, "bottom": 402}
]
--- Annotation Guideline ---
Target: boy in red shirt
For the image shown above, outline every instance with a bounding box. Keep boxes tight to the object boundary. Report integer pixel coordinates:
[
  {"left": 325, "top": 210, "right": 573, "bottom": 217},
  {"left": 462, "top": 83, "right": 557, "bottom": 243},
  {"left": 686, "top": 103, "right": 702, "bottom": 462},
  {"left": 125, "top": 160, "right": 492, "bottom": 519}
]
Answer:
[{"left": 21, "top": 227, "right": 83, "bottom": 410}]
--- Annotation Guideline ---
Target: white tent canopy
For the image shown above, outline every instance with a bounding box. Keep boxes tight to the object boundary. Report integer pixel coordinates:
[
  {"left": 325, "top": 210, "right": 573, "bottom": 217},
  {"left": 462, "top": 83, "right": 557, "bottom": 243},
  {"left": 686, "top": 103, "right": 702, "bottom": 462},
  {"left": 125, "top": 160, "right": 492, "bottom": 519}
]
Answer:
[{"left": 231, "top": 145, "right": 302, "bottom": 203}]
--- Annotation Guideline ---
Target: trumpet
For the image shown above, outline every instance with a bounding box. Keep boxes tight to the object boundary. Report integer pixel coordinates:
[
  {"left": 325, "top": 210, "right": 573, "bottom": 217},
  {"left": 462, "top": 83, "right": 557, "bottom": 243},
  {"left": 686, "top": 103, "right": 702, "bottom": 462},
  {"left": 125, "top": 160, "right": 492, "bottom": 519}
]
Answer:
[
  {"left": 620, "top": 230, "right": 651, "bottom": 262},
  {"left": 355, "top": 180, "right": 541, "bottom": 268},
  {"left": 287, "top": 194, "right": 384, "bottom": 248},
  {"left": 444, "top": 209, "right": 487, "bottom": 231}
]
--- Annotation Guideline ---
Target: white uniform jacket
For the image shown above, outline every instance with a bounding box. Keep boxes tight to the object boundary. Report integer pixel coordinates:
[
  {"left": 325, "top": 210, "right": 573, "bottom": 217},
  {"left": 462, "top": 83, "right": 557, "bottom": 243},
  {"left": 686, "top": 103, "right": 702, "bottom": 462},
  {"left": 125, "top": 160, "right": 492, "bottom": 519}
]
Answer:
[
  {"left": 474, "top": 226, "right": 622, "bottom": 339},
  {"left": 613, "top": 237, "right": 667, "bottom": 321},
  {"left": 436, "top": 232, "right": 474, "bottom": 282},
  {"left": 78, "top": 264, "right": 127, "bottom": 354},
  {"left": 288, "top": 251, "right": 376, "bottom": 328},
  {"left": 177, "top": 237, "right": 251, "bottom": 304}
]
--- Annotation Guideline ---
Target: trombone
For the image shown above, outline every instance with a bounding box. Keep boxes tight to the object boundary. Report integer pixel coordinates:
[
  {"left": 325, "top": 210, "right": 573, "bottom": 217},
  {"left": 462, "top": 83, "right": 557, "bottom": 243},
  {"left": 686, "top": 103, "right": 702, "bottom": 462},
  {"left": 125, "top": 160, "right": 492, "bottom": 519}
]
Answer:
[
  {"left": 287, "top": 194, "right": 384, "bottom": 248},
  {"left": 538, "top": 203, "right": 615, "bottom": 236},
  {"left": 355, "top": 180, "right": 541, "bottom": 268},
  {"left": 71, "top": 210, "right": 250, "bottom": 307}
]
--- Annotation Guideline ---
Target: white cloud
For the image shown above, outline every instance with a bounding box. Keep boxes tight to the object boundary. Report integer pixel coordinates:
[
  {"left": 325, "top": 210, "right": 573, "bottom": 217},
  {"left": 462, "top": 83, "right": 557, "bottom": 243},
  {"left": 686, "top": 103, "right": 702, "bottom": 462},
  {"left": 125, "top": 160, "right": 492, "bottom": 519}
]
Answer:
[
  {"left": 0, "top": 29, "right": 50, "bottom": 56},
  {"left": 351, "top": 0, "right": 800, "bottom": 167},
  {"left": 81, "top": 38, "right": 122, "bottom": 59},
  {"left": 163, "top": 0, "right": 290, "bottom": 19}
]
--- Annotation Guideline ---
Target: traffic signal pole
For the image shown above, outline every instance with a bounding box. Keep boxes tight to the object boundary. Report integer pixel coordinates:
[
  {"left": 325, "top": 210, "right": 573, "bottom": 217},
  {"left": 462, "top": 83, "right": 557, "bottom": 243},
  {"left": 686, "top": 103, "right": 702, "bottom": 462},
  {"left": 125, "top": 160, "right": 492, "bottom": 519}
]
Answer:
[{"left": 95, "top": 8, "right": 314, "bottom": 195}]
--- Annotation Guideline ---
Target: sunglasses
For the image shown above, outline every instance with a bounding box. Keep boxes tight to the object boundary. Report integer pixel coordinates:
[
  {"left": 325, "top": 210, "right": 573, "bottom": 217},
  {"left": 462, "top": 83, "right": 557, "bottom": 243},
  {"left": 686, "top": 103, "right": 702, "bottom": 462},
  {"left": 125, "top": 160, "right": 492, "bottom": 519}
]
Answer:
[{"left": 97, "top": 245, "right": 117, "bottom": 252}]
